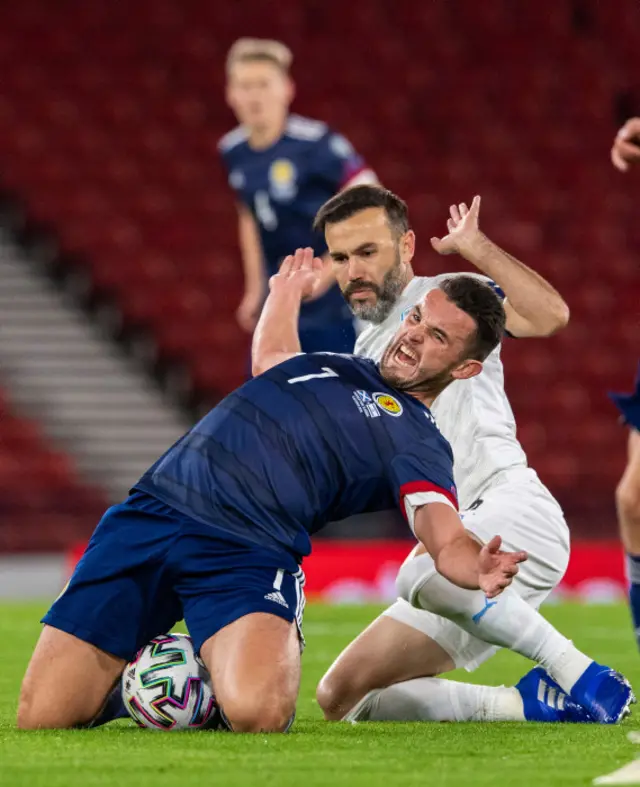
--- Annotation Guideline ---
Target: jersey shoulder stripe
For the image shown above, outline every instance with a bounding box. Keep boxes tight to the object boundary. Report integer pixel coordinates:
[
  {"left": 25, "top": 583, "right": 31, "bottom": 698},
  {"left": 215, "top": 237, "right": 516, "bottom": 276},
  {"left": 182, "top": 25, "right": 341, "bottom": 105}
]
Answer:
[
  {"left": 286, "top": 114, "right": 328, "bottom": 141},
  {"left": 218, "top": 125, "right": 249, "bottom": 153}
]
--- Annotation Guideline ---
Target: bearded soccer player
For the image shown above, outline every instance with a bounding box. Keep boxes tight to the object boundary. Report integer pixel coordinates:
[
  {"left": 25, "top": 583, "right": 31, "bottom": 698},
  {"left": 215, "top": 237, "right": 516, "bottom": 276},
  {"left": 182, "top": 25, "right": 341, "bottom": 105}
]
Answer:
[
  {"left": 310, "top": 185, "right": 633, "bottom": 725},
  {"left": 18, "top": 250, "right": 527, "bottom": 733}
]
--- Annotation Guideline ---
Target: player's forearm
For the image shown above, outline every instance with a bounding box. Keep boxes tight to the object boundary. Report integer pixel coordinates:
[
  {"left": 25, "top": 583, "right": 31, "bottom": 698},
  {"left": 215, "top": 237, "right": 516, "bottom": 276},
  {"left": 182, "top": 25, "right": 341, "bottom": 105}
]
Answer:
[
  {"left": 458, "top": 233, "right": 569, "bottom": 337},
  {"left": 432, "top": 533, "right": 482, "bottom": 590},
  {"left": 251, "top": 285, "right": 303, "bottom": 376},
  {"left": 413, "top": 503, "right": 481, "bottom": 590},
  {"left": 238, "top": 207, "right": 266, "bottom": 295}
]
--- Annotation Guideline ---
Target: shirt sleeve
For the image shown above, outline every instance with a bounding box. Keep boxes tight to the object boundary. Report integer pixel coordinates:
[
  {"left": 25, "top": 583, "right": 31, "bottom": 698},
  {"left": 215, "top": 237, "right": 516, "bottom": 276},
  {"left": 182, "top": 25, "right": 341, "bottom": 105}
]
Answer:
[
  {"left": 389, "top": 436, "right": 458, "bottom": 535},
  {"left": 314, "top": 131, "right": 377, "bottom": 191}
]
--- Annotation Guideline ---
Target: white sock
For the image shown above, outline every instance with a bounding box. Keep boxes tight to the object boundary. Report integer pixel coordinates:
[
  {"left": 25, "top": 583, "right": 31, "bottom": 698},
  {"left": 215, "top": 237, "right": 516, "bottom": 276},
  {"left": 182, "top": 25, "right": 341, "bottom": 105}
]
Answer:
[
  {"left": 405, "top": 568, "right": 592, "bottom": 693},
  {"left": 345, "top": 678, "right": 525, "bottom": 722}
]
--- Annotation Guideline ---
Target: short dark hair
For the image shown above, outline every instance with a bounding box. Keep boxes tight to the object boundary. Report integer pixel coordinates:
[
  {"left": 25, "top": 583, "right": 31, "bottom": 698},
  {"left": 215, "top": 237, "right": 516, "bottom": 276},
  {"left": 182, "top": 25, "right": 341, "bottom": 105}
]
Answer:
[
  {"left": 439, "top": 276, "right": 506, "bottom": 361},
  {"left": 313, "top": 185, "right": 410, "bottom": 236}
]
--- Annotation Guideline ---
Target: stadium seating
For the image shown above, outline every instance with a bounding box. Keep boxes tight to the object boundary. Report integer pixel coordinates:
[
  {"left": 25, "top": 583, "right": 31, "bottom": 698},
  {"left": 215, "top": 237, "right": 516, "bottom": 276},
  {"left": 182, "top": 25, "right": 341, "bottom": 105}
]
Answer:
[
  {"left": 0, "top": 386, "right": 106, "bottom": 551},
  {"left": 0, "top": 0, "right": 637, "bottom": 534}
]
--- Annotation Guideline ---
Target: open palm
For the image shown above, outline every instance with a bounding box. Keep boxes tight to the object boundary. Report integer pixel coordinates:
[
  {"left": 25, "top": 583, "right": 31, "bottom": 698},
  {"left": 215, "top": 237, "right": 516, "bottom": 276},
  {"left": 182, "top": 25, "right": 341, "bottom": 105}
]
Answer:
[
  {"left": 431, "top": 196, "right": 482, "bottom": 256},
  {"left": 478, "top": 535, "right": 527, "bottom": 599},
  {"left": 270, "top": 247, "right": 325, "bottom": 301}
]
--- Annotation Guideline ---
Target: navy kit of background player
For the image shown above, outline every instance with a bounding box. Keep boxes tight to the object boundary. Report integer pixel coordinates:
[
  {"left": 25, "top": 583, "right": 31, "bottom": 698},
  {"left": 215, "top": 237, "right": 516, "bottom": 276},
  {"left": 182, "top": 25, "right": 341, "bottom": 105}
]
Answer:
[
  {"left": 610, "top": 118, "right": 640, "bottom": 653},
  {"left": 219, "top": 38, "right": 377, "bottom": 354},
  {"left": 17, "top": 252, "right": 524, "bottom": 735}
]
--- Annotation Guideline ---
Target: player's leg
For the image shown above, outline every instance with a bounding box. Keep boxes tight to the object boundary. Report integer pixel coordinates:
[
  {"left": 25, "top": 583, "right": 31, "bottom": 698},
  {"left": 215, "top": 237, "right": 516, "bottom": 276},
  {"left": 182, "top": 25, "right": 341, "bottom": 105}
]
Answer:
[
  {"left": 17, "top": 493, "right": 183, "bottom": 729},
  {"left": 316, "top": 607, "right": 455, "bottom": 720},
  {"left": 200, "top": 613, "right": 300, "bottom": 733},
  {"left": 320, "top": 480, "right": 595, "bottom": 724},
  {"left": 616, "top": 429, "right": 640, "bottom": 649},
  {"left": 318, "top": 597, "right": 574, "bottom": 723},
  {"left": 175, "top": 526, "right": 306, "bottom": 733},
  {"left": 17, "top": 627, "right": 125, "bottom": 729},
  {"left": 398, "top": 481, "right": 633, "bottom": 721}
]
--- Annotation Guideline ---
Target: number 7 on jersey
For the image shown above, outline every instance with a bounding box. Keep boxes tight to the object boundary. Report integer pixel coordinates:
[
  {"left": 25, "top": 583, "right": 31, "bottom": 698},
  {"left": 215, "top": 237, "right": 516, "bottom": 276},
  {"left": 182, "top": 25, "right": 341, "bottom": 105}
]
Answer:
[{"left": 288, "top": 367, "right": 339, "bottom": 385}]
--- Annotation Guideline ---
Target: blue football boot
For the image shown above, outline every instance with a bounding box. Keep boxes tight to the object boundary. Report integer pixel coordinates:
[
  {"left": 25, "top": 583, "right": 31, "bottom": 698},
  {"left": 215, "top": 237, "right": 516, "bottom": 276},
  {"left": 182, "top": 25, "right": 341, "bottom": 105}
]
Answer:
[
  {"left": 516, "top": 666, "right": 593, "bottom": 723},
  {"left": 569, "top": 662, "right": 635, "bottom": 724}
]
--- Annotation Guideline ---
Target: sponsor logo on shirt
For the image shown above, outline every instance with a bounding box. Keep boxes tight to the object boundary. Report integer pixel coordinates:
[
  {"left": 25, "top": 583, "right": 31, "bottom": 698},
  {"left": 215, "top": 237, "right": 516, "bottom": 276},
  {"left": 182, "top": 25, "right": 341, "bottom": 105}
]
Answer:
[
  {"left": 352, "top": 389, "right": 380, "bottom": 419},
  {"left": 269, "top": 158, "right": 298, "bottom": 202},
  {"left": 373, "top": 392, "right": 404, "bottom": 417}
]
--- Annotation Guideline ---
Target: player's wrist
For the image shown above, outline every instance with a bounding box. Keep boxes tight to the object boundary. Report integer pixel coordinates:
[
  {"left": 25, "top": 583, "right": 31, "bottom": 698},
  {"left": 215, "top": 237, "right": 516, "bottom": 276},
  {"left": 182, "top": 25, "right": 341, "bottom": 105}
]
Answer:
[
  {"left": 458, "top": 232, "right": 492, "bottom": 264},
  {"left": 269, "top": 277, "right": 306, "bottom": 302}
]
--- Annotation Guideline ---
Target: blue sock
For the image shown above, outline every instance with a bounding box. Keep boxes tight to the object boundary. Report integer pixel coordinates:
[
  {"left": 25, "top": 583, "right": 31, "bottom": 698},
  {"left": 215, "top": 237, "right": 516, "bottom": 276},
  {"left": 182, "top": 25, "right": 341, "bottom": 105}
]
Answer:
[
  {"left": 87, "top": 682, "right": 129, "bottom": 728},
  {"left": 626, "top": 554, "right": 640, "bottom": 652}
]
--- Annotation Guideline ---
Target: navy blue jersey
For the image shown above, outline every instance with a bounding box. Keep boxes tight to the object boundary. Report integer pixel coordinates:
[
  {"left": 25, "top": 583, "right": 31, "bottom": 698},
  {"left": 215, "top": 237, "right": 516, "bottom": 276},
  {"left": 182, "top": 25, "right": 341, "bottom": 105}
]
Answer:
[
  {"left": 135, "top": 354, "right": 457, "bottom": 560},
  {"left": 219, "top": 114, "right": 374, "bottom": 327},
  {"left": 610, "top": 360, "right": 640, "bottom": 430}
]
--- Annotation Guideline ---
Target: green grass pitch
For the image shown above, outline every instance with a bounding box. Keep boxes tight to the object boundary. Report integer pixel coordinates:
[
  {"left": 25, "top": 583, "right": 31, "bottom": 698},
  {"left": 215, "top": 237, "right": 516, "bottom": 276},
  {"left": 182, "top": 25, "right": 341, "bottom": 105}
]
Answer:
[{"left": 1, "top": 601, "right": 639, "bottom": 787}]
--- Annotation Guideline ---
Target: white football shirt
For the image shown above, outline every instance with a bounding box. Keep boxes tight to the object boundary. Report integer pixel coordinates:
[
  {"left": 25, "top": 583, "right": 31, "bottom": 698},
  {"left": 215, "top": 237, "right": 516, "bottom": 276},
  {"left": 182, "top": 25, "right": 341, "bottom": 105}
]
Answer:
[{"left": 355, "top": 273, "right": 531, "bottom": 511}]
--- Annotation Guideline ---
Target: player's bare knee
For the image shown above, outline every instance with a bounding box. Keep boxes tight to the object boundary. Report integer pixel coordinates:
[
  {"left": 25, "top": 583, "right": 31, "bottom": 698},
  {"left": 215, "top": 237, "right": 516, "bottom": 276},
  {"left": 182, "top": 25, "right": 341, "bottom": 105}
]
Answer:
[
  {"left": 16, "top": 682, "right": 77, "bottom": 730},
  {"left": 316, "top": 675, "right": 342, "bottom": 719},
  {"left": 222, "top": 694, "right": 295, "bottom": 733},
  {"left": 16, "top": 680, "right": 38, "bottom": 729},
  {"left": 316, "top": 672, "right": 362, "bottom": 720}
]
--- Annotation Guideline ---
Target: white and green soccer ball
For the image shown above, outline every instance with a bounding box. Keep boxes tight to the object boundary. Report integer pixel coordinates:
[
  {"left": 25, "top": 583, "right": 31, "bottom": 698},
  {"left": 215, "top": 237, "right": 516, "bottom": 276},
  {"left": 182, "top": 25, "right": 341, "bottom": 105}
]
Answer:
[{"left": 122, "top": 633, "right": 219, "bottom": 730}]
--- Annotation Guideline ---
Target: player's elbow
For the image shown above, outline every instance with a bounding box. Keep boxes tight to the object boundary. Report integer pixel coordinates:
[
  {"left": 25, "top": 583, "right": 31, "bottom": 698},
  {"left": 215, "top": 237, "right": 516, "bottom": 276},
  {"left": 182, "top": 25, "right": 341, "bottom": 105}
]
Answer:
[
  {"left": 548, "top": 299, "right": 570, "bottom": 335},
  {"left": 536, "top": 299, "right": 570, "bottom": 337}
]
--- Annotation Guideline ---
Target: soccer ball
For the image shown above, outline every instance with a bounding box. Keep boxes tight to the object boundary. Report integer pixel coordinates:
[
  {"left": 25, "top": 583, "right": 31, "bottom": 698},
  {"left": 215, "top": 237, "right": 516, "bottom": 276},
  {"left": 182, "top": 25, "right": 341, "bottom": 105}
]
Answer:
[{"left": 122, "top": 633, "right": 219, "bottom": 730}]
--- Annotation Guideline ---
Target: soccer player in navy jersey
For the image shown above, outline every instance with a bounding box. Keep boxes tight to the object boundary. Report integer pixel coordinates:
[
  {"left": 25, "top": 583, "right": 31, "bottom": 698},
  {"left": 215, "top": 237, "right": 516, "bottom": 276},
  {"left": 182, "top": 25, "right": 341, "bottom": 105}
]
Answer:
[
  {"left": 219, "top": 38, "right": 377, "bottom": 354},
  {"left": 17, "top": 253, "right": 523, "bottom": 734},
  {"left": 611, "top": 118, "right": 640, "bottom": 653}
]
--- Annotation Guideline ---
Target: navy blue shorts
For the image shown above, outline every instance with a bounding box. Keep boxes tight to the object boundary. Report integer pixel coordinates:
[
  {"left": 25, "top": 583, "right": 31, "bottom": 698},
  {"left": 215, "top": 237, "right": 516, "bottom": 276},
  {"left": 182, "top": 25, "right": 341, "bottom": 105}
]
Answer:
[
  {"left": 43, "top": 492, "right": 306, "bottom": 661},
  {"left": 610, "top": 361, "right": 640, "bottom": 431}
]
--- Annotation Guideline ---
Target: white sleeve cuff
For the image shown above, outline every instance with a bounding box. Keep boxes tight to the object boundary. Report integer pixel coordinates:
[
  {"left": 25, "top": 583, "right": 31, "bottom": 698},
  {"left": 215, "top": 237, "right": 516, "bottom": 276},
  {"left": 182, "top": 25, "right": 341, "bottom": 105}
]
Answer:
[{"left": 404, "top": 491, "right": 456, "bottom": 535}]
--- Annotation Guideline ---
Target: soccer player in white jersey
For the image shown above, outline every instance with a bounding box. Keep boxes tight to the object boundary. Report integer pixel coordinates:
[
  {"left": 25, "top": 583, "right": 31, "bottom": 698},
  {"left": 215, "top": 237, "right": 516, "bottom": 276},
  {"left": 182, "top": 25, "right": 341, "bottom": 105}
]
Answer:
[{"left": 310, "top": 184, "right": 633, "bottom": 724}]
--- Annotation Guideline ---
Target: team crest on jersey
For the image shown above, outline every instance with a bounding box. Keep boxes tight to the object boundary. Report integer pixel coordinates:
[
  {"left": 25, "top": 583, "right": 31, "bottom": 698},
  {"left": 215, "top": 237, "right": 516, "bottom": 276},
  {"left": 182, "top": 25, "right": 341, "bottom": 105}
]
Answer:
[
  {"left": 269, "top": 159, "right": 297, "bottom": 202},
  {"left": 373, "top": 392, "right": 403, "bottom": 417},
  {"left": 352, "top": 389, "right": 380, "bottom": 419}
]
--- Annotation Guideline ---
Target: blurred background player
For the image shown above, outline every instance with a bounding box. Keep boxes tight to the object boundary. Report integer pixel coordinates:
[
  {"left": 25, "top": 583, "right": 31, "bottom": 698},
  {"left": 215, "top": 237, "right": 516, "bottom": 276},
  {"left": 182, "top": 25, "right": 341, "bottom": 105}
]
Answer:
[
  {"left": 219, "top": 38, "right": 377, "bottom": 356},
  {"left": 610, "top": 117, "right": 640, "bottom": 652}
]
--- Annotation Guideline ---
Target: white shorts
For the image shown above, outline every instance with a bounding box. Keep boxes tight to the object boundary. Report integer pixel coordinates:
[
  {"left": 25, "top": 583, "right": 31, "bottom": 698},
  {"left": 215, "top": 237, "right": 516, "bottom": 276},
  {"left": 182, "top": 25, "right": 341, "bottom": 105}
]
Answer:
[{"left": 383, "top": 468, "right": 570, "bottom": 672}]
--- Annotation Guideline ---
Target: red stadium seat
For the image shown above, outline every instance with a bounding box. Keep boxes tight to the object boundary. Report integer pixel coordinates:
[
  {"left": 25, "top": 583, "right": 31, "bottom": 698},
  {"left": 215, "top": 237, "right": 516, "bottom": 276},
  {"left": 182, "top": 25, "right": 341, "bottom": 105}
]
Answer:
[
  {"left": 0, "top": 0, "right": 635, "bottom": 537},
  {"left": 0, "top": 388, "right": 106, "bottom": 551}
]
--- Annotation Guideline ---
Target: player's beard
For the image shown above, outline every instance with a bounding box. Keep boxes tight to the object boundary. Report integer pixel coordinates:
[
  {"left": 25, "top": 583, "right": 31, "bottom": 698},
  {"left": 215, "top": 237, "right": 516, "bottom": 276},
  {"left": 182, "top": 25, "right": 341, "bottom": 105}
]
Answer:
[{"left": 342, "top": 250, "right": 406, "bottom": 324}]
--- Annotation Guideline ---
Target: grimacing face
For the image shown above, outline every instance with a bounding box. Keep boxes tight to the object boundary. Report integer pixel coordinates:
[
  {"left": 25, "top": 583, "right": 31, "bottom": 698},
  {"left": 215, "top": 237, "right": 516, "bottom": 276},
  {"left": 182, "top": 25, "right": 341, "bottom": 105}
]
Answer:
[
  {"left": 226, "top": 60, "right": 293, "bottom": 131},
  {"left": 326, "top": 207, "right": 413, "bottom": 324},
  {"left": 380, "top": 289, "right": 483, "bottom": 395}
]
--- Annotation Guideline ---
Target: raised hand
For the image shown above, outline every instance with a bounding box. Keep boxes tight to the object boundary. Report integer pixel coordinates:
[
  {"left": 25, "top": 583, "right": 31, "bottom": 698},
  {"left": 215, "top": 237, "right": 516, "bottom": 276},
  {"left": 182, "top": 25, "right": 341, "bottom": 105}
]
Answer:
[
  {"left": 270, "top": 247, "right": 325, "bottom": 300},
  {"left": 478, "top": 535, "right": 527, "bottom": 599},
  {"left": 611, "top": 118, "right": 640, "bottom": 172},
  {"left": 430, "top": 196, "right": 483, "bottom": 256}
]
